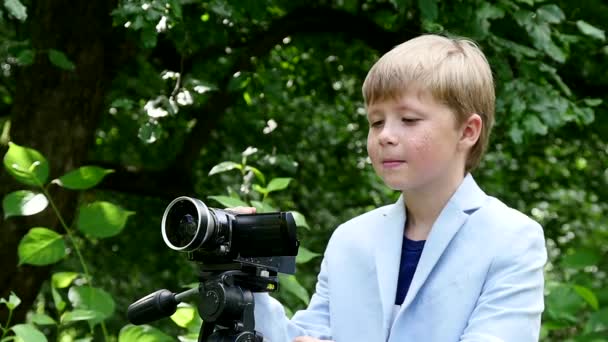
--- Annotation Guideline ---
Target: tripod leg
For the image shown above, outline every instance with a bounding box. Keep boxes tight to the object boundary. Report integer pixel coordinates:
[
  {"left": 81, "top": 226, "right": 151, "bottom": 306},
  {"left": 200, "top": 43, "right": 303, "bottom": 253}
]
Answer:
[{"left": 198, "top": 322, "right": 216, "bottom": 342}]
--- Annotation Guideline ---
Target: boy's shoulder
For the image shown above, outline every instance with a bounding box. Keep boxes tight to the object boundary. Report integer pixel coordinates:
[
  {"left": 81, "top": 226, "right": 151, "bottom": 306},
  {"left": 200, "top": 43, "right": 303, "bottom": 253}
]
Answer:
[
  {"left": 329, "top": 194, "right": 543, "bottom": 245},
  {"left": 327, "top": 202, "right": 396, "bottom": 246},
  {"left": 471, "top": 195, "right": 544, "bottom": 239}
]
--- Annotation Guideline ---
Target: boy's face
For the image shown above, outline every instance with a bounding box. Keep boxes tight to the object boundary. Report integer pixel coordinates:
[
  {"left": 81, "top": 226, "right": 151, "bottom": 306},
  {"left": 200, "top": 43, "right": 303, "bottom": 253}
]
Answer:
[{"left": 366, "top": 87, "right": 466, "bottom": 192}]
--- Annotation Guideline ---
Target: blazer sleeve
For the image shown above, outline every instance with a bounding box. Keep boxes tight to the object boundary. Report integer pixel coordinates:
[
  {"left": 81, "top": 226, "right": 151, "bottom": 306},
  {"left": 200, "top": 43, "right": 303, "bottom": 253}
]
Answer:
[
  {"left": 460, "top": 221, "right": 547, "bottom": 342},
  {"left": 253, "top": 256, "right": 332, "bottom": 342}
]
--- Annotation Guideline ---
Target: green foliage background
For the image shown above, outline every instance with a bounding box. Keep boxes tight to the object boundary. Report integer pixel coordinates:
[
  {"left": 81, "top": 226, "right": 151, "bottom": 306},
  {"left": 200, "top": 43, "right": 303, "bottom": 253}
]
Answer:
[{"left": 0, "top": 0, "right": 607, "bottom": 341}]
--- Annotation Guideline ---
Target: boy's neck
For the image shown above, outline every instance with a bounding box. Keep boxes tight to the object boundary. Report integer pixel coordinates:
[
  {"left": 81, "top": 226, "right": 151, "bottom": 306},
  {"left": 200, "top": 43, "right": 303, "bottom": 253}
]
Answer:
[{"left": 403, "top": 172, "right": 466, "bottom": 241}]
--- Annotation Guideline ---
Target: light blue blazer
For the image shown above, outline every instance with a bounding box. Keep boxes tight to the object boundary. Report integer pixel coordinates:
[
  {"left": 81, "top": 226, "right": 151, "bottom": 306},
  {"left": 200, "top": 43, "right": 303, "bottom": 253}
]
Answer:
[{"left": 254, "top": 175, "right": 547, "bottom": 341}]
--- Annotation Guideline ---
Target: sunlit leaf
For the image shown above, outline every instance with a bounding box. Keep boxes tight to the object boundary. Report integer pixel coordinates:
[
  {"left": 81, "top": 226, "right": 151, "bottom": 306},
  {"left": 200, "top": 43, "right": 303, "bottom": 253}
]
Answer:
[
  {"left": 576, "top": 20, "right": 605, "bottom": 41},
  {"left": 18, "top": 227, "right": 66, "bottom": 266},
  {"left": 0, "top": 292, "right": 21, "bottom": 310},
  {"left": 2, "top": 190, "right": 48, "bottom": 219},
  {"left": 244, "top": 165, "right": 265, "bottom": 184},
  {"left": 278, "top": 274, "right": 309, "bottom": 305},
  {"left": 51, "top": 272, "right": 79, "bottom": 289},
  {"left": 170, "top": 304, "right": 195, "bottom": 328},
  {"left": 10, "top": 324, "right": 46, "bottom": 342},
  {"left": 61, "top": 309, "right": 99, "bottom": 323},
  {"left": 3, "top": 142, "right": 49, "bottom": 186},
  {"left": 251, "top": 200, "right": 276, "bottom": 213},
  {"left": 67, "top": 286, "right": 115, "bottom": 326},
  {"left": 207, "top": 195, "right": 248, "bottom": 208},
  {"left": 296, "top": 246, "right": 320, "bottom": 264},
  {"left": 51, "top": 287, "right": 66, "bottom": 313},
  {"left": 77, "top": 201, "right": 135, "bottom": 238},
  {"left": 290, "top": 211, "right": 310, "bottom": 230},
  {"left": 208, "top": 161, "right": 241, "bottom": 176},
  {"left": 4, "top": 0, "right": 27, "bottom": 21},
  {"left": 53, "top": 166, "right": 114, "bottom": 190},
  {"left": 30, "top": 313, "right": 56, "bottom": 326},
  {"left": 266, "top": 178, "right": 292, "bottom": 193}
]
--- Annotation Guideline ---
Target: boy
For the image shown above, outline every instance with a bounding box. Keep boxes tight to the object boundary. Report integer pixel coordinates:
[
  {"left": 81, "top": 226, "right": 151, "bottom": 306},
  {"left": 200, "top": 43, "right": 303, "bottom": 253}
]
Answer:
[{"left": 237, "top": 34, "right": 547, "bottom": 342}]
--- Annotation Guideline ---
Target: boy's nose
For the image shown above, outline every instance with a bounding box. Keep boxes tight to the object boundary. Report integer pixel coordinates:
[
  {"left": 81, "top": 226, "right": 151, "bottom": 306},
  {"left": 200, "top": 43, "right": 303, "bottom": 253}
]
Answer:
[{"left": 378, "top": 127, "right": 398, "bottom": 146}]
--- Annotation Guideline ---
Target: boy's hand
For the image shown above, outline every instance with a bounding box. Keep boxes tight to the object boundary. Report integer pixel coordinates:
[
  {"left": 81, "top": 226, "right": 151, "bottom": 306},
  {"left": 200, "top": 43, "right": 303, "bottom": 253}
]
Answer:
[
  {"left": 225, "top": 206, "right": 256, "bottom": 214},
  {"left": 293, "top": 337, "right": 334, "bottom": 342}
]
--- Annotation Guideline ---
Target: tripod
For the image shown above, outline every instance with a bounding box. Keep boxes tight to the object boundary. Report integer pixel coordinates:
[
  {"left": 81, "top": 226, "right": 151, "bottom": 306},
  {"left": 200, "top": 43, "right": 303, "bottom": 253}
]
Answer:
[{"left": 127, "top": 268, "right": 278, "bottom": 342}]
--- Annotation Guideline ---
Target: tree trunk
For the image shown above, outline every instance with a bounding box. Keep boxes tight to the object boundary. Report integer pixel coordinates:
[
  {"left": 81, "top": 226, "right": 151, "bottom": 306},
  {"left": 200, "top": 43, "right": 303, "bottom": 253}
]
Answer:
[{"left": 0, "top": 0, "right": 115, "bottom": 324}]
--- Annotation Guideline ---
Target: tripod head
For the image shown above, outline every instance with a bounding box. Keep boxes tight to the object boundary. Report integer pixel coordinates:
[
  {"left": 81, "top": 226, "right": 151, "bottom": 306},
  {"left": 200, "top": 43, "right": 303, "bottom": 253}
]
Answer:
[{"left": 128, "top": 267, "right": 278, "bottom": 341}]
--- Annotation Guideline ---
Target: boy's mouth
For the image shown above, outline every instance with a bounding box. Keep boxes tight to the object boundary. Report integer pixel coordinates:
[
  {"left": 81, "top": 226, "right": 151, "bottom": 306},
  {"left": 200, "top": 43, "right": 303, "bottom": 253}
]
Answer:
[{"left": 382, "top": 160, "right": 405, "bottom": 168}]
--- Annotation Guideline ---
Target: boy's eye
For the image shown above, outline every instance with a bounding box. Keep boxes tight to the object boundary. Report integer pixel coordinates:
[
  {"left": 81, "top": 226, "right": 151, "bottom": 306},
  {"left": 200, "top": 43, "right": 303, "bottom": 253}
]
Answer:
[
  {"left": 370, "top": 120, "right": 384, "bottom": 127},
  {"left": 402, "top": 118, "right": 419, "bottom": 123}
]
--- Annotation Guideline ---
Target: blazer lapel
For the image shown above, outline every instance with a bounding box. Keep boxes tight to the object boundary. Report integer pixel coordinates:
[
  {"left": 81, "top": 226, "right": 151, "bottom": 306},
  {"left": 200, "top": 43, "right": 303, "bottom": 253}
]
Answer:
[
  {"left": 398, "top": 174, "right": 487, "bottom": 313},
  {"left": 374, "top": 196, "right": 407, "bottom": 338}
]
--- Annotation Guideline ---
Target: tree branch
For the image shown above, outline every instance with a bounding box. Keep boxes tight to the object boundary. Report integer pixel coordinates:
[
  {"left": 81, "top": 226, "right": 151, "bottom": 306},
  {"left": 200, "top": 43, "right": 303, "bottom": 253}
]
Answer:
[{"left": 99, "top": 6, "right": 419, "bottom": 196}]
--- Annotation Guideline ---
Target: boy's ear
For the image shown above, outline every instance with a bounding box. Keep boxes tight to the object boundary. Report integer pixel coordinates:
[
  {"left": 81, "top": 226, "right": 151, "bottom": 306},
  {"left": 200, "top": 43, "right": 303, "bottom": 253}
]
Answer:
[{"left": 459, "top": 113, "right": 482, "bottom": 150}]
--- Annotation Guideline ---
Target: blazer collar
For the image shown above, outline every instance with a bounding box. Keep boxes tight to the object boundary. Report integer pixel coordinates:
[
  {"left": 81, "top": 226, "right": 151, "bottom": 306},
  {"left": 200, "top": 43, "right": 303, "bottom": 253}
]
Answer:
[{"left": 375, "top": 174, "right": 487, "bottom": 336}]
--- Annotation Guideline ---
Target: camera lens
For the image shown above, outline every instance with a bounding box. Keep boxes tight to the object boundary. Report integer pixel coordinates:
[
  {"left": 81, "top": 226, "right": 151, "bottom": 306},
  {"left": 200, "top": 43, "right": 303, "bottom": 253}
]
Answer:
[{"left": 161, "top": 197, "right": 213, "bottom": 251}]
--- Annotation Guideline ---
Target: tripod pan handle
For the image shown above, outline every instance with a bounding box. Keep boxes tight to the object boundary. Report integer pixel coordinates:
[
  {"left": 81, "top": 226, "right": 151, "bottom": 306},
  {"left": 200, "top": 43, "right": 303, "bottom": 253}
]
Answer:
[{"left": 127, "top": 289, "right": 178, "bottom": 325}]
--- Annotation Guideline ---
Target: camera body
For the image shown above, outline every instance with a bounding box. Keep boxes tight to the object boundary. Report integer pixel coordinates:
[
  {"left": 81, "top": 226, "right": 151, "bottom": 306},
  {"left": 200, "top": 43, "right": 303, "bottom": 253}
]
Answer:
[{"left": 161, "top": 196, "right": 299, "bottom": 275}]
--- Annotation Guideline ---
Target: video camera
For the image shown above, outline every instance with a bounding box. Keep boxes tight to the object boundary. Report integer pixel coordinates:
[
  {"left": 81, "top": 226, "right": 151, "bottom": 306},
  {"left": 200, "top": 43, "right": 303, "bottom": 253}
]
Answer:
[{"left": 128, "top": 196, "right": 300, "bottom": 341}]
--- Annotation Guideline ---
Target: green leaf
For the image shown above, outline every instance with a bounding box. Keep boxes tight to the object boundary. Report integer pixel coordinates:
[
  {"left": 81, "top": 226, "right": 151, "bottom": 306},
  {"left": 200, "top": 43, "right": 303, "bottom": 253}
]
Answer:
[
  {"left": 536, "top": 4, "right": 564, "bottom": 24},
  {"left": 52, "top": 272, "right": 79, "bottom": 289},
  {"left": 60, "top": 309, "right": 99, "bottom": 323},
  {"left": 561, "top": 249, "right": 601, "bottom": 269},
  {"left": 18, "top": 227, "right": 66, "bottom": 266},
  {"left": 244, "top": 165, "right": 265, "bottom": 184},
  {"left": 3, "top": 142, "right": 50, "bottom": 186},
  {"left": 583, "top": 98, "right": 603, "bottom": 107},
  {"left": 576, "top": 20, "right": 605, "bottom": 41},
  {"left": 251, "top": 200, "right": 276, "bottom": 213},
  {"left": 545, "top": 283, "right": 585, "bottom": 323},
  {"left": 68, "top": 286, "right": 115, "bottom": 325},
  {"left": 4, "top": 0, "right": 27, "bottom": 21},
  {"left": 51, "top": 287, "right": 66, "bottom": 313},
  {"left": 30, "top": 313, "right": 56, "bottom": 325},
  {"left": 252, "top": 184, "right": 268, "bottom": 196},
  {"left": 572, "top": 285, "right": 599, "bottom": 311},
  {"left": 278, "top": 274, "right": 310, "bottom": 305},
  {"left": 48, "top": 49, "right": 75, "bottom": 71},
  {"left": 584, "top": 308, "right": 608, "bottom": 334},
  {"left": 417, "top": 0, "right": 438, "bottom": 21},
  {"left": 208, "top": 161, "right": 241, "bottom": 176},
  {"left": 138, "top": 121, "right": 162, "bottom": 144},
  {"left": 266, "top": 177, "right": 292, "bottom": 193},
  {"left": 140, "top": 27, "right": 157, "bottom": 48},
  {"left": 16, "top": 49, "right": 34, "bottom": 65},
  {"left": 296, "top": 247, "right": 320, "bottom": 264},
  {"left": 170, "top": 304, "right": 195, "bottom": 328},
  {"left": 118, "top": 325, "right": 174, "bottom": 342},
  {"left": 10, "top": 324, "right": 47, "bottom": 342},
  {"left": 290, "top": 211, "right": 310, "bottom": 229},
  {"left": 0, "top": 292, "right": 21, "bottom": 310},
  {"left": 52, "top": 166, "right": 114, "bottom": 190},
  {"left": 77, "top": 201, "right": 134, "bottom": 238},
  {"left": 2, "top": 190, "right": 47, "bottom": 219},
  {"left": 207, "top": 195, "right": 249, "bottom": 208}
]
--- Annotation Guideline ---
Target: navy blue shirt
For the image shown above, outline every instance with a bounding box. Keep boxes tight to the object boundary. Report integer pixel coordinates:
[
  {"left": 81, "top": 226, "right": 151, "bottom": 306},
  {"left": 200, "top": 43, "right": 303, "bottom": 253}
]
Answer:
[{"left": 395, "top": 235, "right": 426, "bottom": 305}]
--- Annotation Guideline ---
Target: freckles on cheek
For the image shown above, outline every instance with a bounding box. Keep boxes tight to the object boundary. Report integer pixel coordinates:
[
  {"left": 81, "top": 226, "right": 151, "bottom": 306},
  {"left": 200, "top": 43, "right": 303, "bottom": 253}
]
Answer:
[{"left": 410, "top": 132, "right": 432, "bottom": 156}]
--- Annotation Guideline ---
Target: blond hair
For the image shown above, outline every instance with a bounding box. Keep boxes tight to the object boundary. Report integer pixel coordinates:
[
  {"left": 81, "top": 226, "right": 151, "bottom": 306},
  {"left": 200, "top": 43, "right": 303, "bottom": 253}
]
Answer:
[{"left": 362, "top": 34, "right": 495, "bottom": 172}]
